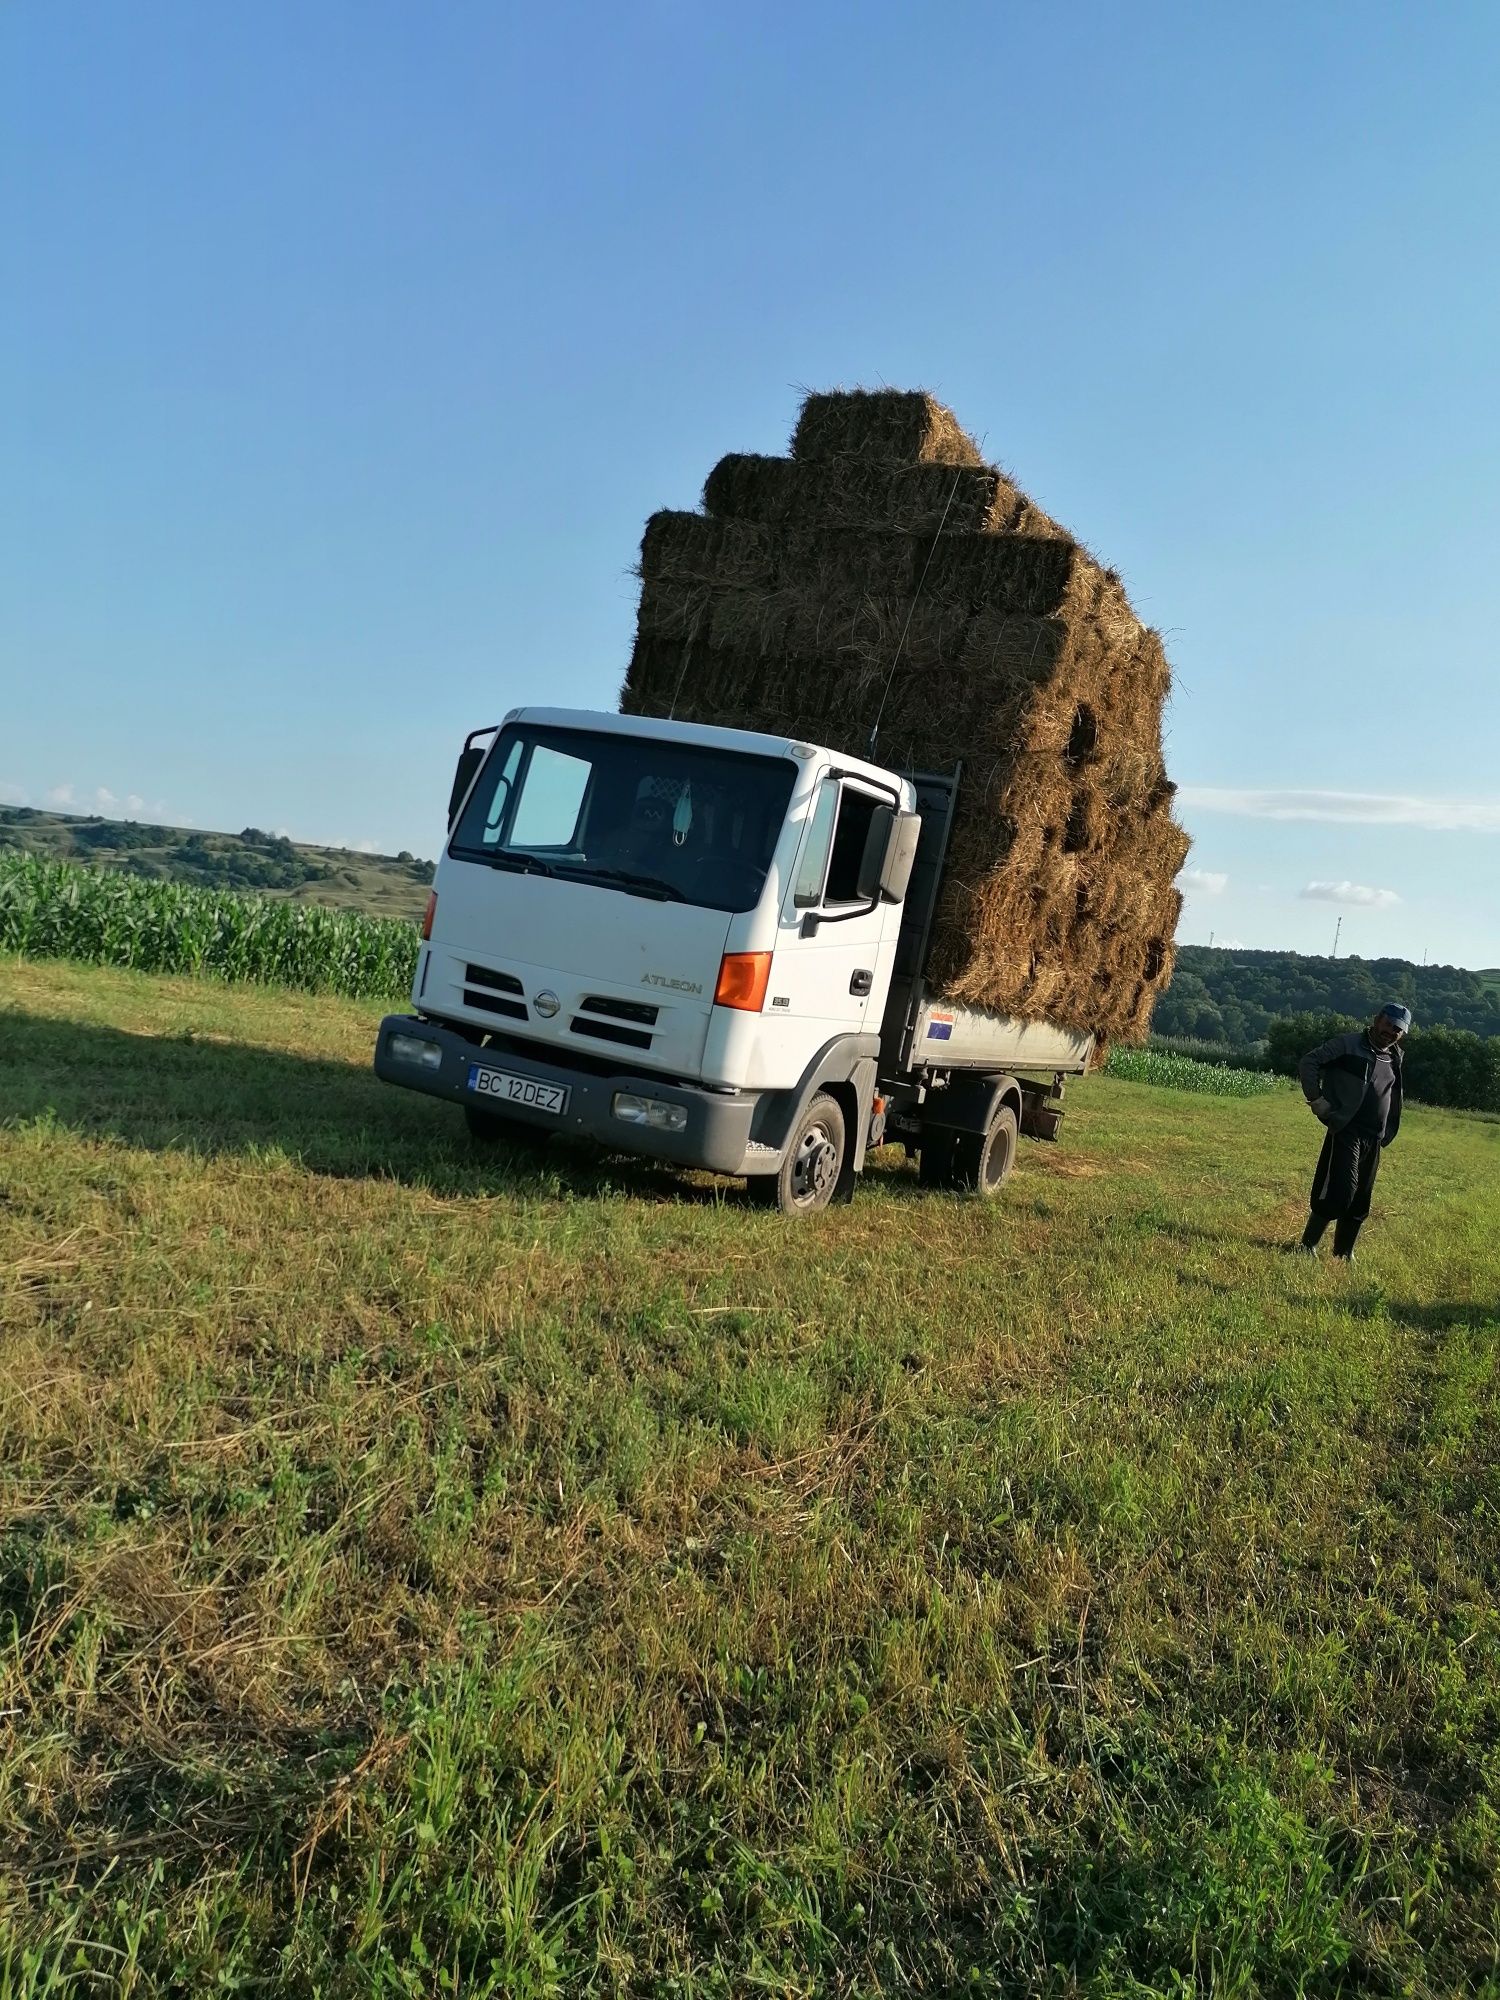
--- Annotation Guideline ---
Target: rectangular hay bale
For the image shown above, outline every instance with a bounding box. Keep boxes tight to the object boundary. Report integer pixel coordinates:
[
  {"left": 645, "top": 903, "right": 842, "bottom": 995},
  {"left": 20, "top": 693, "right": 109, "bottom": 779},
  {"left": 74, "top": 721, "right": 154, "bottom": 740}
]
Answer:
[
  {"left": 703, "top": 454, "right": 1021, "bottom": 536},
  {"left": 792, "top": 388, "right": 986, "bottom": 467},
  {"left": 638, "top": 511, "right": 777, "bottom": 589}
]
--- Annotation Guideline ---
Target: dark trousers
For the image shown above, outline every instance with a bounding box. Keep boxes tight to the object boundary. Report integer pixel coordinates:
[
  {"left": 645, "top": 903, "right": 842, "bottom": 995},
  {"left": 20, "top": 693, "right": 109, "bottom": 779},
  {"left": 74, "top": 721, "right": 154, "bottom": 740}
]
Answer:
[{"left": 1302, "top": 1127, "right": 1382, "bottom": 1256}]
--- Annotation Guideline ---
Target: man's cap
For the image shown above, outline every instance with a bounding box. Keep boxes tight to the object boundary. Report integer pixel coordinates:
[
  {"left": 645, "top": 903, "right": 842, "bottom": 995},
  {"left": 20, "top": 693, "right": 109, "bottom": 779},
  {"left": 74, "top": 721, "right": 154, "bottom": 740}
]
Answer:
[{"left": 1379, "top": 1002, "right": 1412, "bottom": 1033}]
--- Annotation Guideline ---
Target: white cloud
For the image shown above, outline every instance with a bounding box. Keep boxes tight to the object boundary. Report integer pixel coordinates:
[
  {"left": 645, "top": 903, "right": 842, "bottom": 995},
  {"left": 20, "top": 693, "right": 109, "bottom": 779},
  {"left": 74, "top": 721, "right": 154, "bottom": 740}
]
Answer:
[
  {"left": 14, "top": 779, "right": 165, "bottom": 820},
  {"left": 1178, "top": 867, "right": 1228, "bottom": 896},
  {"left": 1300, "top": 880, "right": 1401, "bottom": 909},
  {"left": 1179, "top": 787, "right": 1500, "bottom": 833}
]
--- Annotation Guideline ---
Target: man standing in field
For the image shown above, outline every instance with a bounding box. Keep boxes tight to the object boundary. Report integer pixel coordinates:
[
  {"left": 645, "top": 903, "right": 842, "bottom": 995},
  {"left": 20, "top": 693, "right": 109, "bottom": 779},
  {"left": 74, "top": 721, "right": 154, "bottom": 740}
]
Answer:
[{"left": 1294, "top": 1002, "right": 1411, "bottom": 1260}]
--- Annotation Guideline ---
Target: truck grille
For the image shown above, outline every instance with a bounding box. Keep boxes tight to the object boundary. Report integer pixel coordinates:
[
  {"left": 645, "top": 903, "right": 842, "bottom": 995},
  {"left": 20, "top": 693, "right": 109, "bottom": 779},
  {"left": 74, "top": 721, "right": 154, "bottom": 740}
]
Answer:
[
  {"left": 465, "top": 962, "right": 524, "bottom": 996},
  {"left": 463, "top": 990, "right": 528, "bottom": 1022},
  {"left": 578, "top": 995, "right": 659, "bottom": 1026},
  {"left": 462, "top": 961, "right": 527, "bottom": 1022}
]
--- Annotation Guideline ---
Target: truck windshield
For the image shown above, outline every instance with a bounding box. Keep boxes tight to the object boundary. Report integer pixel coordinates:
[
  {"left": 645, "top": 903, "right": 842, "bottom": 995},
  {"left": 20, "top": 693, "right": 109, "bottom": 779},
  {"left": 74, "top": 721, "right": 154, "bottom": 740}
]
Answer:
[{"left": 449, "top": 725, "right": 798, "bottom": 914}]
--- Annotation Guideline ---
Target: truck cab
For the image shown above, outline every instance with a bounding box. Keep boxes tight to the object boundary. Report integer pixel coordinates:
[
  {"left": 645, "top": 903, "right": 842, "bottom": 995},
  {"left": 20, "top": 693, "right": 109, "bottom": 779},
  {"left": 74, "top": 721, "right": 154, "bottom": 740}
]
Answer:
[{"left": 374, "top": 708, "right": 1090, "bottom": 1210}]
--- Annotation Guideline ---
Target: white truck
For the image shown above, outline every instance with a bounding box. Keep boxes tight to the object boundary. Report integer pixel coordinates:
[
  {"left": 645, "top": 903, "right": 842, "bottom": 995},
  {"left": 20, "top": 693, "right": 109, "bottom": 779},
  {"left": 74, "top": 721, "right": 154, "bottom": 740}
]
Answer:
[{"left": 374, "top": 708, "right": 1094, "bottom": 1212}]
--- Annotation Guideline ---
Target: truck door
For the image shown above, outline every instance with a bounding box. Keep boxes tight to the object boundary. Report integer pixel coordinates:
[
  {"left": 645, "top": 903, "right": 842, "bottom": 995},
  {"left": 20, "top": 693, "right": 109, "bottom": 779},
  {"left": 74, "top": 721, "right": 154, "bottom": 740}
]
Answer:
[{"left": 763, "top": 774, "right": 897, "bottom": 1051}]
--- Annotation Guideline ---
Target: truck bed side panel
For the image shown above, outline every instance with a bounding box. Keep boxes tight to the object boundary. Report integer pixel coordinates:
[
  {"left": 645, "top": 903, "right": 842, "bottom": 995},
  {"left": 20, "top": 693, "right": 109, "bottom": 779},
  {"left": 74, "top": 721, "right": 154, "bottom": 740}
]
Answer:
[{"left": 912, "top": 1000, "right": 1094, "bottom": 1075}]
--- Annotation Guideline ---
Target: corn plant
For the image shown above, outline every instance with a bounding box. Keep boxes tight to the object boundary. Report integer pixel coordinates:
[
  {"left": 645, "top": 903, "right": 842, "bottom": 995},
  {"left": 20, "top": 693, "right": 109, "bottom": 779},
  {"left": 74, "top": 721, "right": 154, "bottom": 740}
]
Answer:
[
  {"left": 0, "top": 854, "right": 418, "bottom": 1001},
  {"left": 1107, "top": 1044, "right": 1283, "bottom": 1097}
]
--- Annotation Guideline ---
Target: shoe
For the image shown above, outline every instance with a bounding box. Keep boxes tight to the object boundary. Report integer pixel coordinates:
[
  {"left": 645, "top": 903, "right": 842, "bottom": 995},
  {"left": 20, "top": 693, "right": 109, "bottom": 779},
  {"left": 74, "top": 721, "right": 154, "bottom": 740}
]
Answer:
[{"left": 1288, "top": 1241, "right": 1319, "bottom": 1257}]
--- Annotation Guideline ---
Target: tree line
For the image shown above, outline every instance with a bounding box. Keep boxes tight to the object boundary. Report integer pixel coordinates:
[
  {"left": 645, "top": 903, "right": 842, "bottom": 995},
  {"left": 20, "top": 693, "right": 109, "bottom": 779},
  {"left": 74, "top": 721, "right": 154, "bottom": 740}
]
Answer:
[{"left": 1156, "top": 945, "right": 1500, "bottom": 1046}]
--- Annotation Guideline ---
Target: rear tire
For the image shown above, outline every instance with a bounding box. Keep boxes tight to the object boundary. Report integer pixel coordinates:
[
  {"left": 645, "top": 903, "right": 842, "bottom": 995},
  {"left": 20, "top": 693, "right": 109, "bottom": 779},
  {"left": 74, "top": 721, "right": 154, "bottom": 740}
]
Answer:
[
  {"left": 747, "top": 1093, "right": 846, "bottom": 1214},
  {"left": 464, "top": 1104, "right": 551, "bottom": 1153},
  {"left": 920, "top": 1105, "right": 1018, "bottom": 1195},
  {"left": 952, "top": 1105, "right": 1018, "bottom": 1196}
]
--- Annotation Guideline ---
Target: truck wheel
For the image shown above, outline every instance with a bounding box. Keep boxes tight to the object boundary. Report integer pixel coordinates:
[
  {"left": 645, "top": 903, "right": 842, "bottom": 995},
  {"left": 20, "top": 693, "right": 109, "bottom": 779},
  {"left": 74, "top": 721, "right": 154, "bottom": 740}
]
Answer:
[
  {"left": 748, "top": 1093, "right": 846, "bottom": 1214},
  {"left": 464, "top": 1104, "right": 550, "bottom": 1153},
  {"left": 952, "top": 1105, "right": 1018, "bottom": 1196}
]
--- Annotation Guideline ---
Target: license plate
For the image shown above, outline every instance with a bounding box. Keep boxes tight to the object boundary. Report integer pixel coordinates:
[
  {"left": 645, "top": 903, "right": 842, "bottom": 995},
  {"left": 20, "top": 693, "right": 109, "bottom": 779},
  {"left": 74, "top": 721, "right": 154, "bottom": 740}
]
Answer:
[{"left": 466, "top": 1065, "right": 570, "bottom": 1117}]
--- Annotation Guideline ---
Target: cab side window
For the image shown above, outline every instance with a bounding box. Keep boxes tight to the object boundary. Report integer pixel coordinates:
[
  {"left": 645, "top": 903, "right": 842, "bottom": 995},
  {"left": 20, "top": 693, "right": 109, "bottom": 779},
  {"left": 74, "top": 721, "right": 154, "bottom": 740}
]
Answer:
[
  {"left": 793, "top": 782, "right": 883, "bottom": 910},
  {"left": 793, "top": 783, "right": 838, "bottom": 907},
  {"left": 825, "top": 790, "right": 881, "bottom": 904}
]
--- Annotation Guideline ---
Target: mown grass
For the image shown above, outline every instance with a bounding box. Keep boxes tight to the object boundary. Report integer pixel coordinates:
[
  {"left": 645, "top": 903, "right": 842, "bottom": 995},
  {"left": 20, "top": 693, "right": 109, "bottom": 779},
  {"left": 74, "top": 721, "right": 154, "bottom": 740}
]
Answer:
[{"left": 1, "top": 955, "right": 1498, "bottom": 1997}]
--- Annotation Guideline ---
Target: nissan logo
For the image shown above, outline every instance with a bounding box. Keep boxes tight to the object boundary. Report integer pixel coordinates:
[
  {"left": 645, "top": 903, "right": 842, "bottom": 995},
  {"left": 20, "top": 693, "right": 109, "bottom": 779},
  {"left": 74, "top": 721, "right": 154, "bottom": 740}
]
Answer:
[{"left": 533, "top": 989, "right": 560, "bottom": 1019}]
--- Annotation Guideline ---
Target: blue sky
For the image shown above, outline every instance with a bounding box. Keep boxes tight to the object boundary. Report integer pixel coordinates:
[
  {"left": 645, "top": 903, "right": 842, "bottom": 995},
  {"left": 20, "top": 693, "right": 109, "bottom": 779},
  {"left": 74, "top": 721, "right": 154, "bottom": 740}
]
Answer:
[{"left": 3, "top": 1, "right": 1497, "bottom": 967}]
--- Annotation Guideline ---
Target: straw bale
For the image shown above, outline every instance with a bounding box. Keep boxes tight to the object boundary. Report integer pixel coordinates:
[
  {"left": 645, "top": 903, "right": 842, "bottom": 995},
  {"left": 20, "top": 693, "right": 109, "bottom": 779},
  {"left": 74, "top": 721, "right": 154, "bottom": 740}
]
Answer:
[
  {"left": 707, "top": 587, "right": 797, "bottom": 660},
  {"left": 959, "top": 613, "right": 1070, "bottom": 689},
  {"left": 704, "top": 455, "right": 1025, "bottom": 536},
  {"left": 773, "top": 523, "right": 919, "bottom": 599},
  {"left": 639, "top": 511, "right": 776, "bottom": 589},
  {"left": 635, "top": 578, "right": 715, "bottom": 646},
  {"left": 621, "top": 388, "right": 1188, "bottom": 1044},
  {"left": 792, "top": 389, "right": 986, "bottom": 467},
  {"left": 922, "top": 535, "right": 1104, "bottom": 619}
]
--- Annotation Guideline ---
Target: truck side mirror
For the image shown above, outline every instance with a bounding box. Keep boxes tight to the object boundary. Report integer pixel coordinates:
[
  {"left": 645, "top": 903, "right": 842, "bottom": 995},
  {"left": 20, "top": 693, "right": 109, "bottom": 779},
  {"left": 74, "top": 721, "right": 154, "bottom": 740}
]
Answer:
[
  {"left": 853, "top": 805, "right": 921, "bottom": 905},
  {"left": 855, "top": 806, "right": 894, "bottom": 902},
  {"left": 877, "top": 809, "right": 921, "bottom": 903},
  {"left": 447, "top": 745, "right": 486, "bottom": 830}
]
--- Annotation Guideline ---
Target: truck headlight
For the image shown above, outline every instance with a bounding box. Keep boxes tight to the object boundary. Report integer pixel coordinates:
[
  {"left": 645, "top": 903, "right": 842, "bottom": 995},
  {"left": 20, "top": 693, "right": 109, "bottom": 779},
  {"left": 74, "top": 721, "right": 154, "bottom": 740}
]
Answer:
[
  {"left": 389, "top": 1032, "right": 442, "bottom": 1071},
  {"left": 612, "top": 1091, "right": 688, "bottom": 1133}
]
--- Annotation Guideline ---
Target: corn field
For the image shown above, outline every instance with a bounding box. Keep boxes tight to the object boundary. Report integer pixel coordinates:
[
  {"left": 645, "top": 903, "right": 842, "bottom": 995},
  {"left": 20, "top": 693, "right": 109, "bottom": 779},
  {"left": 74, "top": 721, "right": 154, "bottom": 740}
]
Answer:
[
  {"left": 1106, "top": 1044, "right": 1283, "bottom": 1097},
  {"left": 0, "top": 854, "right": 418, "bottom": 1001}
]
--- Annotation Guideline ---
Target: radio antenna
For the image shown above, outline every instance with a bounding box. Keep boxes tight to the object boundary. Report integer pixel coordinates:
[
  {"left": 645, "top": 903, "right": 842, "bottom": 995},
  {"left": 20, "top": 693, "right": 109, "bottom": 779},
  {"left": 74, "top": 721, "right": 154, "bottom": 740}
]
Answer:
[{"left": 867, "top": 467, "right": 965, "bottom": 762}]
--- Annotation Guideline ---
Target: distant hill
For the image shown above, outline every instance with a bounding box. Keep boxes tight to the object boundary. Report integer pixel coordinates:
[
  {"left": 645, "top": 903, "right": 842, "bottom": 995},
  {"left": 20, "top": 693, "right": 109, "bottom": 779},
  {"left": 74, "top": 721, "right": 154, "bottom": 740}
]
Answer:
[
  {"left": 0, "top": 806, "right": 434, "bottom": 923},
  {"left": 1156, "top": 943, "right": 1500, "bottom": 1047}
]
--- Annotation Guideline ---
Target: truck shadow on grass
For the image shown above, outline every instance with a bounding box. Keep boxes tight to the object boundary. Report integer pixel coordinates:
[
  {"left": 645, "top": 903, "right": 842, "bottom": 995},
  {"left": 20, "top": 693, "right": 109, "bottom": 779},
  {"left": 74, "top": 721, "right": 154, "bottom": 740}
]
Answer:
[{"left": 0, "top": 1009, "right": 932, "bottom": 1209}]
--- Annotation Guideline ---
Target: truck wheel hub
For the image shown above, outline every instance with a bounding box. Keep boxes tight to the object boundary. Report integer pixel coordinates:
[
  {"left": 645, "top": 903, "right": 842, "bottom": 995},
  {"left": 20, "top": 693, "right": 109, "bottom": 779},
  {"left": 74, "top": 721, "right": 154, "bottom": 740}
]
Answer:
[{"left": 791, "top": 1123, "right": 837, "bottom": 1204}]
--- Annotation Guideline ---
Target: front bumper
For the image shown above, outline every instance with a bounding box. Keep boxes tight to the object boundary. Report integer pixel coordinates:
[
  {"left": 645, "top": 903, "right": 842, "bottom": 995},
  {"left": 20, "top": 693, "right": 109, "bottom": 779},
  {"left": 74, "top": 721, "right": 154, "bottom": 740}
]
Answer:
[{"left": 373, "top": 1014, "right": 757, "bottom": 1174}]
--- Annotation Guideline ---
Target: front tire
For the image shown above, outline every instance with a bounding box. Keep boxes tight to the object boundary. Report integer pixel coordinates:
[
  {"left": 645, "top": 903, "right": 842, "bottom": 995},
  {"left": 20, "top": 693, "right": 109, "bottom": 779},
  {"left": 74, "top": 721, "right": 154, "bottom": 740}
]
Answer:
[{"left": 747, "top": 1092, "right": 847, "bottom": 1214}]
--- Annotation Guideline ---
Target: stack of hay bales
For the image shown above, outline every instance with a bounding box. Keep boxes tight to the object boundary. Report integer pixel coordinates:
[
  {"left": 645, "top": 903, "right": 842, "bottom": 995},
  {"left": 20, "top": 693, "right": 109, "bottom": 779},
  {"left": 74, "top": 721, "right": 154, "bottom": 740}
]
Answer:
[{"left": 620, "top": 388, "right": 1189, "bottom": 1046}]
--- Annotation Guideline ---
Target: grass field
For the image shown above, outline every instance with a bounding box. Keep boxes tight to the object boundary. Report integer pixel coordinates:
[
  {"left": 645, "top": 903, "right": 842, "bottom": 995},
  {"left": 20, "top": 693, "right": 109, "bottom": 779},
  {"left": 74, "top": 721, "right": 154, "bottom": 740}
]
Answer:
[{"left": 2, "top": 958, "right": 1498, "bottom": 1997}]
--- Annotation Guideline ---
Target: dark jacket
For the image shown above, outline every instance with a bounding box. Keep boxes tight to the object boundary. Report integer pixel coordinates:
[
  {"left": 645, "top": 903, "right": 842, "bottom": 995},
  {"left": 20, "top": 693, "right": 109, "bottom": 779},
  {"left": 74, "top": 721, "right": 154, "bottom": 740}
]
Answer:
[{"left": 1297, "top": 1030, "right": 1403, "bottom": 1145}]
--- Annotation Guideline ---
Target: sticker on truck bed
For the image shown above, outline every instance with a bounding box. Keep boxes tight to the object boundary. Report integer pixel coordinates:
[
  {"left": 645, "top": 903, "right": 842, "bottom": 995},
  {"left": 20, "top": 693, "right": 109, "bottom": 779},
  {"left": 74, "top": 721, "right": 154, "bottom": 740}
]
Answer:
[{"left": 927, "top": 1012, "right": 954, "bottom": 1041}]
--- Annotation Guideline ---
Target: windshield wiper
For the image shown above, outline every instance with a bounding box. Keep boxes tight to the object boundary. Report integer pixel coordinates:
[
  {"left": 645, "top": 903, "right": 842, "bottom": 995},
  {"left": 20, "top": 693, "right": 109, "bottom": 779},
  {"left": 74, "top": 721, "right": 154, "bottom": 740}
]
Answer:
[
  {"left": 475, "top": 851, "right": 555, "bottom": 877},
  {"left": 458, "top": 844, "right": 560, "bottom": 876},
  {"left": 568, "top": 865, "right": 686, "bottom": 902}
]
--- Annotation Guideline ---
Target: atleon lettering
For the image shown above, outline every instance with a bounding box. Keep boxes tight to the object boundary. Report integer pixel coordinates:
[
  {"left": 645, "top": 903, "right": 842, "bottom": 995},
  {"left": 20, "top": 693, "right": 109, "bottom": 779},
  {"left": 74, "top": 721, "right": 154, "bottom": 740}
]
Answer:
[{"left": 641, "top": 973, "right": 703, "bottom": 994}]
